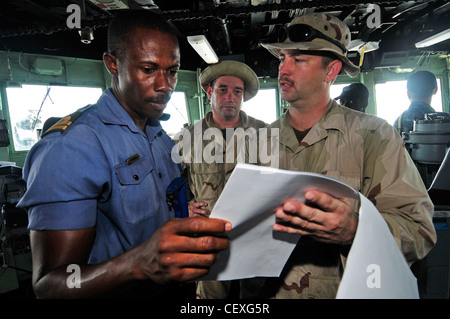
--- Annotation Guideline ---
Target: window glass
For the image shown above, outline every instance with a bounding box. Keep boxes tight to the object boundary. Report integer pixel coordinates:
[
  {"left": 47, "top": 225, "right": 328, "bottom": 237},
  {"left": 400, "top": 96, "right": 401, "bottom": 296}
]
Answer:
[
  {"left": 330, "top": 83, "right": 350, "bottom": 102},
  {"left": 242, "top": 88, "right": 277, "bottom": 124},
  {"left": 160, "top": 91, "right": 189, "bottom": 137},
  {"left": 6, "top": 85, "right": 103, "bottom": 151},
  {"left": 375, "top": 80, "right": 442, "bottom": 125}
]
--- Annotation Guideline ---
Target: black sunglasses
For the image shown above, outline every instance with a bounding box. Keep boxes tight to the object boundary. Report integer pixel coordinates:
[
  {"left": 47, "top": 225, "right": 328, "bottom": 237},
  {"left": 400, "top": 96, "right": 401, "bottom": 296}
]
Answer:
[{"left": 278, "top": 24, "right": 347, "bottom": 54}]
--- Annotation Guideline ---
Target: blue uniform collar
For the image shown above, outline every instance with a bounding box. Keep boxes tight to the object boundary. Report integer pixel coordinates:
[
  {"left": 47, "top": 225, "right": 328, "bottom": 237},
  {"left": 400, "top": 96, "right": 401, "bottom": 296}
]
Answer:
[{"left": 97, "top": 88, "right": 163, "bottom": 139}]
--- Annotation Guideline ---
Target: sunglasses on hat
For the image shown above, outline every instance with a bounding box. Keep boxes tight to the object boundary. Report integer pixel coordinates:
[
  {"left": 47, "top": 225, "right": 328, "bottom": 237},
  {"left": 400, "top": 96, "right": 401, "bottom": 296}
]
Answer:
[{"left": 278, "top": 24, "right": 347, "bottom": 54}]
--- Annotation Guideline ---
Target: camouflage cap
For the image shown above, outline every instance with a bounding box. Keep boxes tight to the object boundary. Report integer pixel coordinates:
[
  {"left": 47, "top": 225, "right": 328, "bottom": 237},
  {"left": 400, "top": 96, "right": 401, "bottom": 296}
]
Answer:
[
  {"left": 261, "top": 13, "right": 360, "bottom": 78},
  {"left": 199, "top": 60, "right": 260, "bottom": 101}
]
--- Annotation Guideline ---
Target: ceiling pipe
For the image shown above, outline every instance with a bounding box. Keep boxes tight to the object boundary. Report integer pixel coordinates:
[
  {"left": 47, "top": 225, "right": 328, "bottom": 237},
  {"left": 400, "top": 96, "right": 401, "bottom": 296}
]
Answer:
[
  {"left": 0, "top": 0, "right": 420, "bottom": 38},
  {"left": 163, "top": 0, "right": 410, "bottom": 22},
  {"left": 218, "top": 17, "right": 233, "bottom": 55}
]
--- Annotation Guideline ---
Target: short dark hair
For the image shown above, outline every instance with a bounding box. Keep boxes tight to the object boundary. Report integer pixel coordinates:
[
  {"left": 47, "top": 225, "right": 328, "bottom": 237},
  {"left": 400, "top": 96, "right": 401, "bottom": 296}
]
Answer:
[
  {"left": 407, "top": 70, "right": 437, "bottom": 99},
  {"left": 107, "top": 10, "right": 178, "bottom": 59}
]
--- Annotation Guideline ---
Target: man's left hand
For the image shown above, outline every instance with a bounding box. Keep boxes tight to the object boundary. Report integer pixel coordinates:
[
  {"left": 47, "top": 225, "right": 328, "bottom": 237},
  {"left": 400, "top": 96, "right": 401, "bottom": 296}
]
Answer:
[{"left": 273, "top": 190, "right": 358, "bottom": 245}]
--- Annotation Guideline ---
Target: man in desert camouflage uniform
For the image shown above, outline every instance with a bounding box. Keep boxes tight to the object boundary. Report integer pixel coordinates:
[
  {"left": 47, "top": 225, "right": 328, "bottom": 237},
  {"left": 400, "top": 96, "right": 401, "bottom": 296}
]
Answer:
[
  {"left": 200, "top": 13, "right": 437, "bottom": 299},
  {"left": 180, "top": 60, "right": 267, "bottom": 215},
  {"left": 174, "top": 60, "right": 267, "bottom": 298}
]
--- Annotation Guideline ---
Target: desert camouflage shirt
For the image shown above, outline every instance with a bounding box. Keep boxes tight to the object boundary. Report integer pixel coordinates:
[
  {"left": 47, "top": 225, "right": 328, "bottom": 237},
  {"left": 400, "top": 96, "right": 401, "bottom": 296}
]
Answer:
[{"left": 179, "top": 110, "right": 267, "bottom": 211}]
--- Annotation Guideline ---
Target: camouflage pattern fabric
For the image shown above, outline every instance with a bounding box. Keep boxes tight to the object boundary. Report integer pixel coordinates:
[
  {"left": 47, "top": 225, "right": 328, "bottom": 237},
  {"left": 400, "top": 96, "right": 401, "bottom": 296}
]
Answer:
[{"left": 181, "top": 110, "right": 267, "bottom": 212}]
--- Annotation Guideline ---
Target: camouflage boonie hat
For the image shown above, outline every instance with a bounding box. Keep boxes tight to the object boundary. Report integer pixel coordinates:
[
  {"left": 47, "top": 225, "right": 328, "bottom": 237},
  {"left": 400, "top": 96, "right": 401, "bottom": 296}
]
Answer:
[
  {"left": 199, "top": 60, "right": 260, "bottom": 101},
  {"left": 261, "top": 13, "right": 360, "bottom": 78}
]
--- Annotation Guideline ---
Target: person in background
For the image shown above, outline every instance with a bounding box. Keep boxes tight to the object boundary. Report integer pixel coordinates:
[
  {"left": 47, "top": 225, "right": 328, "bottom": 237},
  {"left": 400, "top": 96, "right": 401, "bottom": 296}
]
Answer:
[
  {"left": 17, "top": 10, "right": 231, "bottom": 299},
  {"left": 184, "top": 60, "right": 267, "bottom": 217},
  {"left": 175, "top": 60, "right": 267, "bottom": 298},
  {"left": 335, "top": 82, "right": 369, "bottom": 112},
  {"left": 394, "top": 70, "right": 438, "bottom": 136}
]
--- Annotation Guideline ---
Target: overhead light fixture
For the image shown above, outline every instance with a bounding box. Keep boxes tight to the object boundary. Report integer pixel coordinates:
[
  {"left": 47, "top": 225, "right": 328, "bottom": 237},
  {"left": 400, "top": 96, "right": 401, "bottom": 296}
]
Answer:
[
  {"left": 187, "top": 35, "right": 219, "bottom": 64},
  {"left": 415, "top": 28, "right": 450, "bottom": 48},
  {"left": 78, "top": 27, "right": 94, "bottom": 44},
  {"left": 32, "top": 58, "right": 63, "bottom": 75}
]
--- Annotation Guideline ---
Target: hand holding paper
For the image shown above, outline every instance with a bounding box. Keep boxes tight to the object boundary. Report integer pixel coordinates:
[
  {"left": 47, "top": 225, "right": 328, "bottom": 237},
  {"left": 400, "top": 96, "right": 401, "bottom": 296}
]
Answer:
[
  {"left": 273, "top": 189, "right": 359, "bottom": 245},
  {"left": 201, "top": 163, "right": 359, "bottom": 281}
]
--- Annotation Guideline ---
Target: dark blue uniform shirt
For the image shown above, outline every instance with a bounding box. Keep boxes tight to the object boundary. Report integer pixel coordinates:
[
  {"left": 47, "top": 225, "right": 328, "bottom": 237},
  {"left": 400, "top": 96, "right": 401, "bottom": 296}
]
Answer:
[{"left": 393, "top": 102, "right": 435, "bottom": 136}]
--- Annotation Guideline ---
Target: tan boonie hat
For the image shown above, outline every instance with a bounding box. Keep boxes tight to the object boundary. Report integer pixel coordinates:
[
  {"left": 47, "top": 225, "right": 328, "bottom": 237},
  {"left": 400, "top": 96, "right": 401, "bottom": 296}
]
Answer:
[
  {"left": 261, "top": 13, "right": 360, "bottom": 78},
  {"left": 199, "top": 60, "right": 260, "bottom": 101}
]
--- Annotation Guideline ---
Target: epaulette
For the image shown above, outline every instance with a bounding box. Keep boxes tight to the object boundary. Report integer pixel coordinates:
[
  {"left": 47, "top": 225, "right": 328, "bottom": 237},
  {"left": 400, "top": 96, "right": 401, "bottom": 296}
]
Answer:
[{"left": 41, "top": 105, "right": 91, "bottom": 138}]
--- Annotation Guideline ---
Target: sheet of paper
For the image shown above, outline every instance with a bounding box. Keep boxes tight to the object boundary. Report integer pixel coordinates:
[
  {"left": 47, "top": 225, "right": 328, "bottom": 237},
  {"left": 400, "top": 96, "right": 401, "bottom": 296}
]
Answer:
[
  {"left": 336, "top": 196, "right": 419, "bottom": 299},
  {"left": 201, "top": 163, "right": 419, "bottom": 299},
  {"left": 429, "top": 148, "right": 450, "bottom": 191},
  {"left": 201, "top": 163, "right": 359, "bottom": 281}
]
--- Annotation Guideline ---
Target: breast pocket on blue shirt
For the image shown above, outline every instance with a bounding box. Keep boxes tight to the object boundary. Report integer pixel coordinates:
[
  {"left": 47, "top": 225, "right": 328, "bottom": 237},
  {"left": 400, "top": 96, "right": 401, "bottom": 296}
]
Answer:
[{"left": 115, "top": 156, "right": 160, "bottom": 224}]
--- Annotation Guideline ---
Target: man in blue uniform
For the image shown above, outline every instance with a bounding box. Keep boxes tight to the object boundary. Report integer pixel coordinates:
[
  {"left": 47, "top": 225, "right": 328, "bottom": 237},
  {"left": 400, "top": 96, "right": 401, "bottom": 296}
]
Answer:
[
  {"left": 17, "top": 10, "right": 231, "bottom": 298},
  {"left": 394, "top": 70, "right": 438, "bottom": 136}
]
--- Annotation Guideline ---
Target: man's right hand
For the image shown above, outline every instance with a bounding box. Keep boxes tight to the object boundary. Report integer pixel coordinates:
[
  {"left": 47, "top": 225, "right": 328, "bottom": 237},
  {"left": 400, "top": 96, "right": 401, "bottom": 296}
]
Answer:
[
  {"left": 132, "top": 217, "right": 231, "bottom": 284},
  {"left": 188, "top": 200, "right": 211, "bottom": 217},
  {"left": 30, "top": 217, "right": 231, "bottom": 298}
]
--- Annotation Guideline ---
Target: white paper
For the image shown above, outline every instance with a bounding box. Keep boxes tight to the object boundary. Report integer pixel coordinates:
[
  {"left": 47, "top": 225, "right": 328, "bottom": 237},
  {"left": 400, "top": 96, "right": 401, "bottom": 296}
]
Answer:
[
  {"left": 201, "top": 163, "right": 359, "bottom": 281},
  {"left": 336, "top": 196, "right": 419, "bottom": 299},
  {"left": 202, "top": 163, "right": 419, "bottom": 299},
  {"left": 428, "top": 148, "right": 450, "bottom": 191}
]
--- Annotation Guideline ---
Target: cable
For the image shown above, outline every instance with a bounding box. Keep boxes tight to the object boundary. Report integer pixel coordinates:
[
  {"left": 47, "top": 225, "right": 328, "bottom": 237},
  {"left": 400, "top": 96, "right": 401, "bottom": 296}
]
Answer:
[
  {"left": 168, "top": 99, "right": 188, "bottom": 123},
  {"left": 0, "top": 205, "right": 32, "bottom": 276},
  {"left": 31, "top": 86, "right": 51, "bottom": 131},
  {"left": 0, "top": 206, "right": 9, "bottom": 277}
]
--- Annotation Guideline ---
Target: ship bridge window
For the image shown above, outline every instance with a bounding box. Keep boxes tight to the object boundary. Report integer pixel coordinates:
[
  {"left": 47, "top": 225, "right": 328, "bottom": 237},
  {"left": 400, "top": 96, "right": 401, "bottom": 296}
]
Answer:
[
  {"left": 331, "top": 84, "right": 349, "bottom": 102},
  {"left": 6, "top": 85, "right": 103, "bottom": 151},
  {"left": 160, "top": 91, "right": 189, "bottom": 137},
  {"left": 242, "top": 88, "right": 277, "bottom": 124}
]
